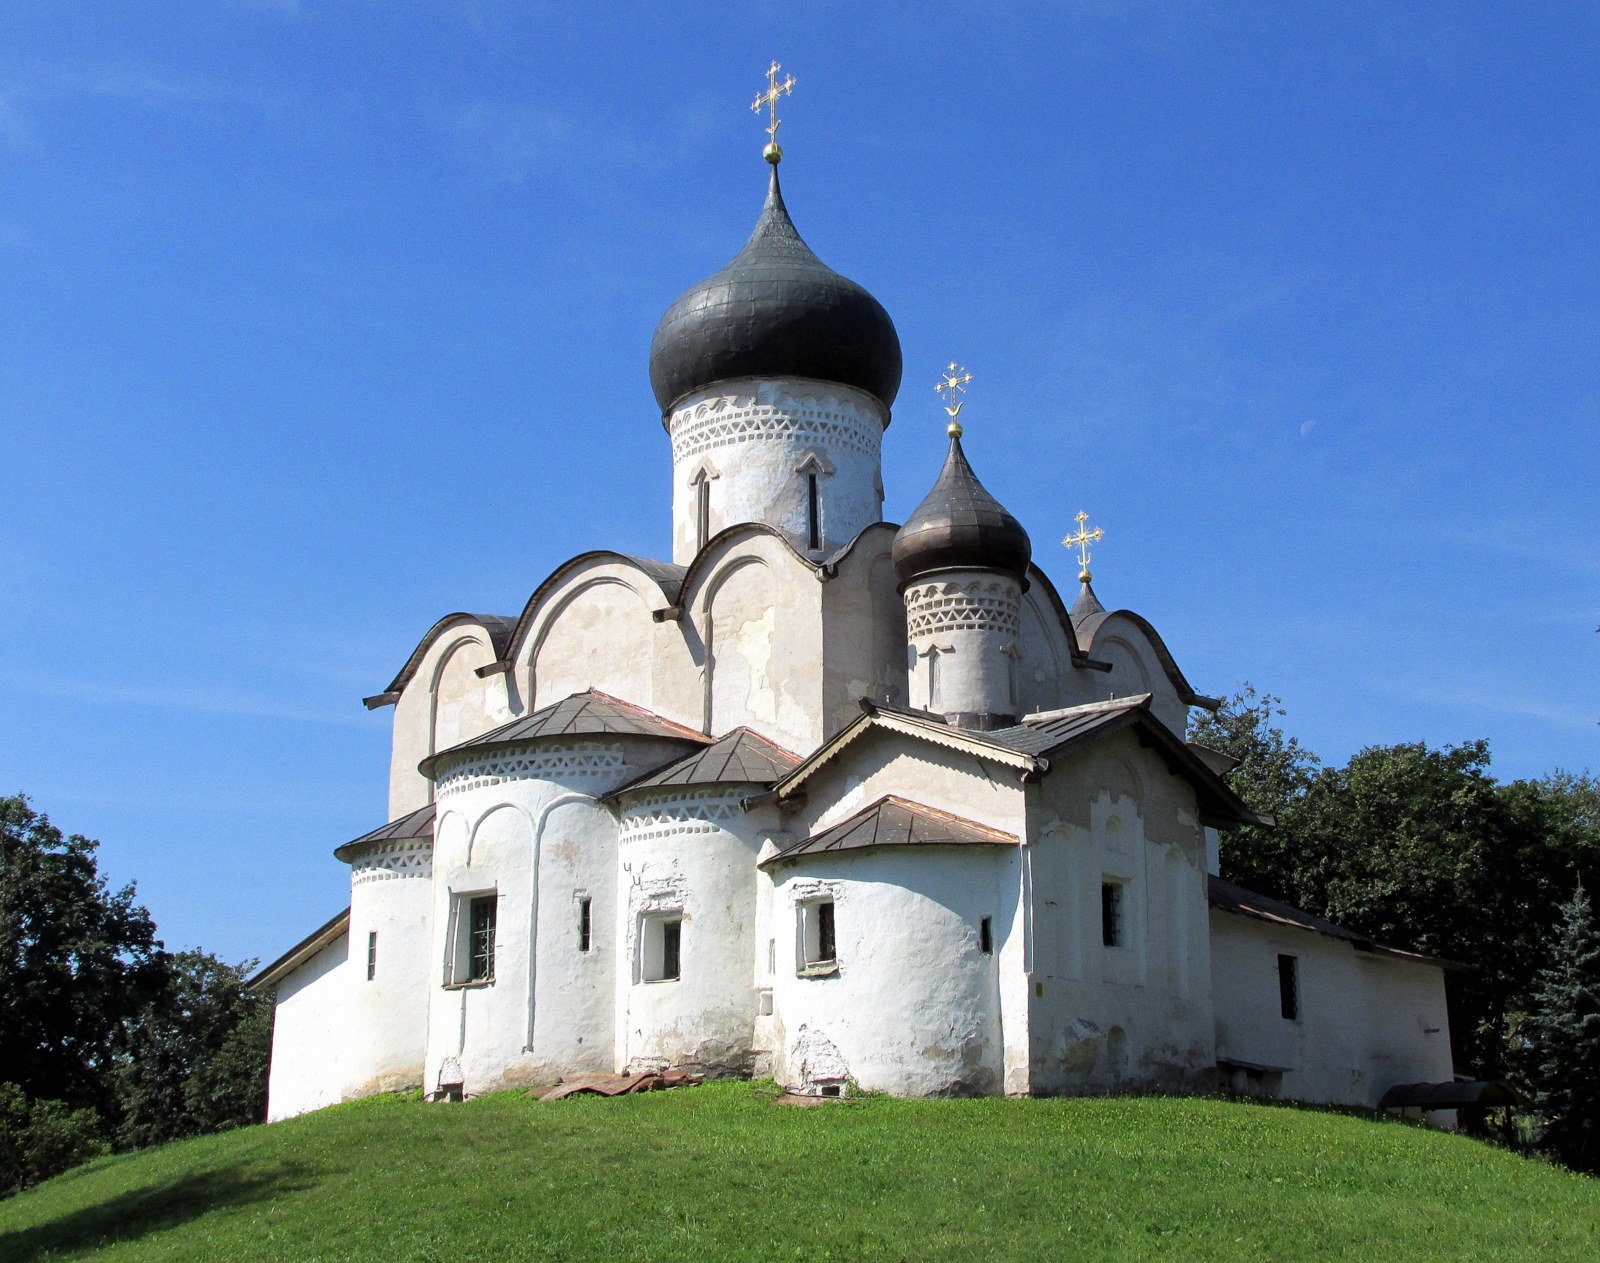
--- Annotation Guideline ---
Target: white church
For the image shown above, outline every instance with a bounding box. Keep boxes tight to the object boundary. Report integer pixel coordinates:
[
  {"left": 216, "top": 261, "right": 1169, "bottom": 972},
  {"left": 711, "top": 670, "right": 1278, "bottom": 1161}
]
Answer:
[{"left": 252, "top": 92, "right": 1455, "bottom": 1120}]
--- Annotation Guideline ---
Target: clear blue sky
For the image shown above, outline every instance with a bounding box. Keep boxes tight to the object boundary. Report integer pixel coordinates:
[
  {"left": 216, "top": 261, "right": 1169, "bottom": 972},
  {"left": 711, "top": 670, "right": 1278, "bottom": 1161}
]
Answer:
[{"left": 3, "top": 2, "right": 1596, "bottom": 967}]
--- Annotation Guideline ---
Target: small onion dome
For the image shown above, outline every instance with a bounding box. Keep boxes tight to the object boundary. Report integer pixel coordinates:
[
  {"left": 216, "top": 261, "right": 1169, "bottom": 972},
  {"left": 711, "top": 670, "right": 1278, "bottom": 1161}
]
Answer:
[
  {"left": 892, "top": 435, "right": 1032, "bottom": 585},
  {"left": 648, "top": 165, "right": 903, "bottom": 415}
]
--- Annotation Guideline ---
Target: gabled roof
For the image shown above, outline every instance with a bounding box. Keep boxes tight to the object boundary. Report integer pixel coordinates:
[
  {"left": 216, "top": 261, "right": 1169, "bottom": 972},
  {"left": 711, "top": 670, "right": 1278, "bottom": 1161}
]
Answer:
[
  {"left": 247, "top": 907, "right": 350, "bottom": 992},
  {"left": 1208, "top": 875, "right": 1459, "bottom": 968},
  {"left": 1067, "top": 580, "right": 1219, "bottom": 710},
  {"left": 332, "top": 801, "right": 436, "bottom": 864},
  {"left": 761, "top": 794, "right": 1018, "bottom": 868},
  {"left": 606, "top": 727, "right": 800, "bottom": 800},
  {"left": 774, "top": 695, "right": 1266, "bottom": 829},
  {"left": 419, "top": 689, "right": 709, "bottom": 778}
]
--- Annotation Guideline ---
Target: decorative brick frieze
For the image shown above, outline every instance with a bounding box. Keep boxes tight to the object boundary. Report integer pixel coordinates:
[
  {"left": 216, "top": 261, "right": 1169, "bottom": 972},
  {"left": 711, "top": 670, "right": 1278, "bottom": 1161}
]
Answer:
[
  {"left": 669, "top": 387, "right": 882, "bottom": 463},
  {"left": 904, "top": 578, "right": 1022, "bottom": 640},
  {"left": 619, "top": 789, "right": 746, "bottom": 843},
  {"left": 434, "top": 743, "right": 625, "bottom": 797},
  {"left": 351, "top": 840, "right": 433, "bottom": 884}
]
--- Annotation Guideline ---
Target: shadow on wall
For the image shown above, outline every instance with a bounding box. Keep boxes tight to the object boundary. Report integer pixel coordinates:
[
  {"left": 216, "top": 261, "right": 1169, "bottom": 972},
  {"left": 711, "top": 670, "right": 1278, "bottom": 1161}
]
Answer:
[{"left": 0, "top": 1161, "right": 316, "bottom": 1262}]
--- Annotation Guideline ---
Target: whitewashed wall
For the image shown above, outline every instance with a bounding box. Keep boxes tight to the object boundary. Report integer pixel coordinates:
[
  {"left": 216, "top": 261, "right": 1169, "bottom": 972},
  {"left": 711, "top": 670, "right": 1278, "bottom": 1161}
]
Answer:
[
  {"left": 615, "top": 788, "right": 773, "bottom": 1075},
  {"left": 265, "top": 935, "right": 350, "bottom": 1121},
  {"left": 1209, "top": 911, "right": 1454, "bottom": 1109},
  {"left": 1025, "top": 733, "right": 1216, "bottom": 1095},
  {"left": 768, "top": 846, "right": 1018, "bottom": 1096},
  {"left": 345, "top": 842, "right": 433, "bottom": 1098}
]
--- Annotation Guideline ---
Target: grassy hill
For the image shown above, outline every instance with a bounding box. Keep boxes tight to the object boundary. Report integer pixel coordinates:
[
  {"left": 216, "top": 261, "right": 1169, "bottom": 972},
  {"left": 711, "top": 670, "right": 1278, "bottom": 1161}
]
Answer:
[{"left": 1, "top": 1084, "right": 1596, "bottom": 1262}]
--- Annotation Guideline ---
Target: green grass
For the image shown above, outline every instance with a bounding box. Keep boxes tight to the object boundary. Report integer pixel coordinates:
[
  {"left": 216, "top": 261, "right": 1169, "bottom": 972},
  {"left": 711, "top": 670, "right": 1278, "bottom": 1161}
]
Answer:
[{"left": 1, "top": 1084, "right": 1596, "bottom": 1262}]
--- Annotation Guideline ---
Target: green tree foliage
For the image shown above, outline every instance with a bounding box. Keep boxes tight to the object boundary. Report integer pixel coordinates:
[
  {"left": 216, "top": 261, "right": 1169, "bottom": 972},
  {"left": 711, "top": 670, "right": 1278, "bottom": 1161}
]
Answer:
[
  {"left": 0, "top": 1083, "right": 109, "bottom": 1197},
  {"left": 1528, "top": 885, "right": 1600, "bottom": 1173},
  {"left": 0, "top": 794, "right": 165, "bottom": 1113},
  {"left": 1187, "top": 685, "right": 1319, "bottom": 897},
  {"left": 115, "top": 950, "right": 272, "bottom": 1149}
]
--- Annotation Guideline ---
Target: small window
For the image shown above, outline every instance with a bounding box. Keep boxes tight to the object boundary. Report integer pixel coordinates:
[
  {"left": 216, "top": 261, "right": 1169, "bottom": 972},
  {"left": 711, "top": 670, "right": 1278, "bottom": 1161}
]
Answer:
[
  {"left": 641, "top": 914, "right": 682, "bottom": 983},
  {"left": 577, "top": 896, "right": 592, "bottom": 953},
  {"left": 1278, "top": 954, "right": 1300, "bottom": 1020},
  {"left": 806, "top": 472, "right": 821, "bottom": 549},
  {"left": 979, "top": 916, "right": 994, "bottom": 956},
  {"left": 367, "top": 931, "right": 378, "bottom": 981},
  {"left": 694, "top": 474, "right": 711, "bottom": 551},
  {"left": 468, "top": 895, "right": 497, "bottom": 982},
  {"left": 800, "top": 899, "right": 837, "bottom": 972},
  {"left": 1101, "top": 882, "right": 1124, "bottom": 948},
  {"left": 767, "top": 938, "right": 776, "bottom": 975}
]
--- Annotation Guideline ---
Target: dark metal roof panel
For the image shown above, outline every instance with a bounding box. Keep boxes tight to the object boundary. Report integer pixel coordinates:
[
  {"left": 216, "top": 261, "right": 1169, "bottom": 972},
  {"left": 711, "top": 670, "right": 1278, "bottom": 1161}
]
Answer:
[
  {"left": 984, "top": 696, "right": 1149, "bottom": 757},
  {"left": 763, "top": 794, "right": 1018, "bottom": 867},
  {"left": 1379, "top": 1080, "right": 1523, "bottom": 1109},
  {"left": 648, "top": 165, "right": 903, "bottom": 413},
  {"left": 333, "top": 802, "right": 436, "bottom": 863},
  {"left": 379, "top": 613, "right": 515, "bottom": 697},
  {"left": 891, "top": 435, "right": 1032, "bottom": 584},
  {"left": 611, "top": 727, "right": 802, "bottom": 796},
  {"left": 1208, "top": 875, "right": 1458, "bottom": 967},
  {"left": 247, "top": 907, "right": 350, "bottom": 992},
  {"left": 422, "top": 690, "right": 709, "bottom": 776}
]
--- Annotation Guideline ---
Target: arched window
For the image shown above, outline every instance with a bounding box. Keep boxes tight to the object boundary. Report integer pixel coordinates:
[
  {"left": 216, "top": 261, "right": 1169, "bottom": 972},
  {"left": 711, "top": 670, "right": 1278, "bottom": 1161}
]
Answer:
[
  {"left": 689, "top": 466, "right": 715, "bottom": 552},
  {"left": 792, "top": 452, "right": 834, "bottom": 552}
]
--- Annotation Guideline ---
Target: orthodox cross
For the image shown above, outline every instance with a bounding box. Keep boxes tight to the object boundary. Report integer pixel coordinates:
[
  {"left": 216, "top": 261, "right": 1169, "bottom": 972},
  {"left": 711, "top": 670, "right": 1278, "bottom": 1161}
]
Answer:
[
  {"left": 935, "top": 363, "right": 973, "bottom": 437},
  {"left": 1062, "top": 510, "right": 1104, "bottom": 583},
  {"left": 751, "top": 61, "right": 796, "bottom": 162}
]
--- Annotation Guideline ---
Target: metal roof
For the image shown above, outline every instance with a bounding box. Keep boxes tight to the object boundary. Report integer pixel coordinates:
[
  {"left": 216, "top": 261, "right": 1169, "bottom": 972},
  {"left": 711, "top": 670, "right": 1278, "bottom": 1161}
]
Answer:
[
  {"left": 891, "top": 434, "right": 1031, "bottom": 585},
  {"left": 332, "top": 801, "right": 436, "bottom": 864},
  {"left": 762, "top": 794, "right": 1018, "bottom": 867},
  {"left": 648, "top": 164, "right": 903, "bottom": 413},
  {"left": 420, "top": 689, "right": 709, "bottom": 777},
  {"left": 370, "top": 612, "right": 515, "bottom": 704},
  {"left": 1378, "top": 1080, "right": 1523, "bottom": 1109},
  {"left": 247, "top": 907, "right": 350, "bottom": 992},
  {"left": 982, "top": 695, "right": 1151, "bottom": 758},
  {"left": 1208, "top": 875, "right": 1457, "bottom": 967},
  {"left": 608, "top": 727, "right": 800, "bottom": 799}
]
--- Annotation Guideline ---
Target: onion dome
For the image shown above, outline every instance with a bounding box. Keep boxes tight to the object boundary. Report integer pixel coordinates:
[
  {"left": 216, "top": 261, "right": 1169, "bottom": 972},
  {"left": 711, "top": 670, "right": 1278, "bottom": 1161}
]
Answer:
[
  {"left": 892, "top": 435, "right": 1032, "bottom": 585},
  {"left": 648, "top": 166, "right": 903, "bottom": 414}
]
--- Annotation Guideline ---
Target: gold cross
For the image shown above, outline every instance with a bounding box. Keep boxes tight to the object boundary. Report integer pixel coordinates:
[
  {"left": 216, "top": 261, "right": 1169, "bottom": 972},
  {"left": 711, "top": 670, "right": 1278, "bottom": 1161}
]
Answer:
[
  {"left": 935, "top": 363, "right": 973, "bottom": 436},
  {"left": 751, "top": 61, "right": 796, "bottom": 162},
  {"left": 1062, "top": 510, "right": 1104, "bottom": 583}
]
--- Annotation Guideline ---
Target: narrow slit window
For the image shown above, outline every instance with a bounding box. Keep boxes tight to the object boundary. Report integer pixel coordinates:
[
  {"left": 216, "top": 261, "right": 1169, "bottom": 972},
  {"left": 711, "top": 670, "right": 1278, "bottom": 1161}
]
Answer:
[
  {"left": 661, "top": 919, "right": 681, "bottom": 981},
  {"left": 367, "top": 931, "right": 378, "bottom": 981},
  {"left": 1278, "top": 954, "right": 1300, "bottom": 1020},
  {"left": 806, "top": 472, "right": 821, "bottom": 549},
  {"left": 577, "top": 896, "right": 592, "bottom": 953},
  {"left": 979, "top": 916, "right": 994, "bottom": 955},
  {"left": 1101, "top": 882, "right": 1124, "bottom": 948},
  {"left": 696, "top": 477, "right": 711, "bottom": 551}
]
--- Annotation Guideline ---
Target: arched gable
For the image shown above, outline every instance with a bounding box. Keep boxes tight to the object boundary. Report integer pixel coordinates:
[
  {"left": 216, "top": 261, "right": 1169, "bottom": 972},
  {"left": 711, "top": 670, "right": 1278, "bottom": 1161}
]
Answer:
[{"left": 1077, "top": 609, "right": 1216, "bottom": 733}]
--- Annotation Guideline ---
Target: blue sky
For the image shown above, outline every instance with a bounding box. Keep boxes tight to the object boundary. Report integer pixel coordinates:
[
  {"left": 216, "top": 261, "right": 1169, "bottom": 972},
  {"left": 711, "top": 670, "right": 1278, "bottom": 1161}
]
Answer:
[{"left": 3, "top": 2, "right": 1596, "bottom": 967}]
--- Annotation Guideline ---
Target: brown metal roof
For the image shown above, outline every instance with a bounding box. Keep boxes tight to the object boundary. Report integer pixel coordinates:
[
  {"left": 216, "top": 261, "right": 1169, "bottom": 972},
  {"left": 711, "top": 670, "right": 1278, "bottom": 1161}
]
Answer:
[
  {"left": 420, "top": 689, "right": 709, "bottom": 778},
  {"left": 1208, "top": 875, "right": 1458, "bottom": 968},
  {"left": 762, "top": 794, "right": 1018, "bottom": 868},
  {"left": 607, "top": 727, "right": 800, "bottom": 799},
  {"left": 247, "top": 906, "right": 350, "bottom": 992},
  {"left": 332, "top": 801, "right": 436, "bottom": 863},
  {"left": 371, "top": 613, "right": 515, "bottom": 704}
]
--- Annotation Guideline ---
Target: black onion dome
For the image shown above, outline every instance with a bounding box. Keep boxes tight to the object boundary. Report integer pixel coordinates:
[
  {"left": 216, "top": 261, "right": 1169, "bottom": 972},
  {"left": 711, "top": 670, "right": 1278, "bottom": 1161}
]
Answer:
[
  {"left": 892, "top": 436, "right": 1032, "bottom": 585},
  {"left": 648, "top": 166, "right": 903, "bottom": 414}
]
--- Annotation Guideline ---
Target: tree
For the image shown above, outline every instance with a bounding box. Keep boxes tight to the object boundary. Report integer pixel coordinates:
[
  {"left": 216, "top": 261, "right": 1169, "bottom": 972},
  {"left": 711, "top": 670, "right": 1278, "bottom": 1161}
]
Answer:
[
  {"left": 1187, "top": 684, "right": 1320, "bottom": 899},
  {"left": 1528, "top": 884, "right": 1600, "bottom": 1173},
  {"left": 0, "top": 794, "right": 166, "bottom": 1114},
  {"left": 0, "top": 1083, "right": 108, "bottom": 1196},
  {"left": 115, "top": 950, "right": 273, "bottom": 1148}
]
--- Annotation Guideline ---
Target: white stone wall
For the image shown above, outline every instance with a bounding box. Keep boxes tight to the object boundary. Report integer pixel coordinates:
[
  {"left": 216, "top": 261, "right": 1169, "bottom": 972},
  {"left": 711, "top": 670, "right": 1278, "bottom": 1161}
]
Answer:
[
  {"left": 1025, "top": 735, "right": 1217, "bottom": 1095},
  {"left": 668, "top": 378, "right": 886, "bottom": 564},
  {"left": 615, "top": 788, "right": 771, "bottom": 1075},
  {"left": 345, "top": 842, "right": 434, "bottom": 1097},
  {"left": 768, "top": 846, "right": 1017, "bottom": 1096},
  {"left": 265, "top": 934, "right": 350, "bottom": 1121},
  {"left": 1209, "top": 911, "right": 1454, "bottom": 1110},
  {"left": 421, "top": 738, "right": 682, "bottom": 1097},
  {"left": 904, "top": 569, "right": 1023, "bottom": 722}
]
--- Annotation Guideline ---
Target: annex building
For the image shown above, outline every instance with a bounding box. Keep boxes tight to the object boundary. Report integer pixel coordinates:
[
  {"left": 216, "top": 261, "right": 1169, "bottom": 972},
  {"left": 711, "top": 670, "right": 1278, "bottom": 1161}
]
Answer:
[{"left": 252, "top": 92, "right": 1454, "bottom": 1119}]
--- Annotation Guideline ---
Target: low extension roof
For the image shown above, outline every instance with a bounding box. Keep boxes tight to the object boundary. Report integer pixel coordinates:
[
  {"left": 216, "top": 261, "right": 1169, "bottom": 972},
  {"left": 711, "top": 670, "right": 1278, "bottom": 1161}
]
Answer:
[
  {"left": 761, "top": 794, "right": 1018, "bottom": 868},
  {"left": 775, "top": 695, "right": 1266, "bottom": 830},
  {"left": 1378, "top": 1080, "right": 1522, "bottom": 1110},
  {"left": 1208, "top": 875, "right": 1459, "bottom": 968},
  {"left": 247, "top": 906, "right": 350, "bottom": 992},
  {"left": 332, "top": 801, "right": 436, "bottom": 864},
  {"left": 606, "top": 727, "right": 800, "bottom": 800},
  {"left": 419, "top": 689, "right": 709, "bottom": 778}
]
